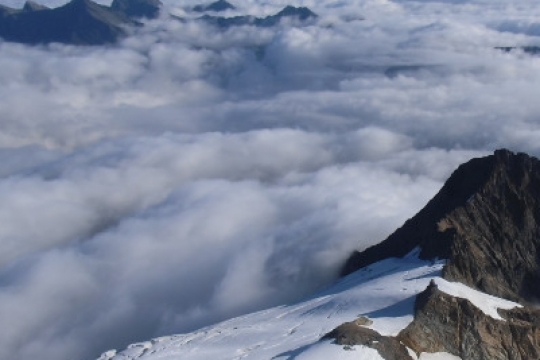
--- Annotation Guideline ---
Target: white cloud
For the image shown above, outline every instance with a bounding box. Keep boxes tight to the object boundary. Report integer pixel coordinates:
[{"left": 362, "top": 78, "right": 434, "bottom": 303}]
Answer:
[{"left": 1, "top": 0, "right": 540, "bottom": 359}]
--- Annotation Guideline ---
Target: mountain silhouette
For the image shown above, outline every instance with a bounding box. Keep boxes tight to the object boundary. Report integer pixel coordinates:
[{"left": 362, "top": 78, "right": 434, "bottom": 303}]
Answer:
[
  {"left": 193, "top": 0, "right": 235, "bottom": 12},
  {"left": 0, "top": 0, "right": 161, "bottom": 45},
  {"left": 198, "top": 6, "right": 317, "bottom": 28}
]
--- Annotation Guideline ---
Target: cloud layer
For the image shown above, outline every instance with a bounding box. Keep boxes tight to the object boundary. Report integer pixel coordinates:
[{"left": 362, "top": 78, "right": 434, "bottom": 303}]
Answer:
[{"left": 1, "top": 0, "right": 540, "bottom": 359}]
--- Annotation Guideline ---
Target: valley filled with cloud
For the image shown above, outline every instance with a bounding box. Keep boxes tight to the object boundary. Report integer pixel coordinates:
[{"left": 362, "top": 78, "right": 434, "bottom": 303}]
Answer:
[{"left": 1, "top": 0, "right": 540, "bottom": 359}]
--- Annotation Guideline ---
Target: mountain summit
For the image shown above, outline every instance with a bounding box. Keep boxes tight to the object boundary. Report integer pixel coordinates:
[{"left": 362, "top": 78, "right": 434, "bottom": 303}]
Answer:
[
  {"left": 331, "top": 149, "right": 540, "bottom": 359},
  {"left": 343, "top": 149, "right": 540, "bottom": 303},
  {"left": 98, "top": 150, "right": 540, "bottom": 360},
  {"left": 0, "top": 0, "right": 161, "bottom": 45}
]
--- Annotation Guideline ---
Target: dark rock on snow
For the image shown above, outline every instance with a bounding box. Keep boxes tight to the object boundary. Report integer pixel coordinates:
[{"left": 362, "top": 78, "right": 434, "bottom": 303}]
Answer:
[
  {"left": 343, "top": 149, "right": 540, "bottom": 304},
  {"left": 399, "top": 281, "right": 540, "bottom": 360},
  {"left": 323, "top": 319, "right": 412, "bottom": 360},
  {"left": 332, "top": 149, "right": 540, "bottom": 359}
]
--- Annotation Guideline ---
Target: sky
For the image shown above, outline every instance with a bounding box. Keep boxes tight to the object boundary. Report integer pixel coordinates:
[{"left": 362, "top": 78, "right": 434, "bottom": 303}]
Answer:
[{"left": 1, "top": 0, "right": 540, "bottom": 359}]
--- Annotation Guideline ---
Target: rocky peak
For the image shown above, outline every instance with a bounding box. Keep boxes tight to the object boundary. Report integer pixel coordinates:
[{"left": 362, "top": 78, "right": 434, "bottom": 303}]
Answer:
[
  {"left": 111, "top": 0, "right": 162, "bottom": 19},
  {"left": 274, "top": 6, "right": 318, "bottom": 21},
  {"left": 326, "top": 150, "right": 540, "bottom": 359},
  {"left": 342, "top": 149, "right": 540, "bottom": 303},
  {"left": 193, "top": 0, "right": 235, "bottom": 12},
  {"left": 22, "top": 1, "right": 48, "bottom": 12},
  {"left": 0, "top": 0, "right": 138, "bottom": 45},
  {"left": 398, "top": 281, "right": 540, "bottom": 359}
]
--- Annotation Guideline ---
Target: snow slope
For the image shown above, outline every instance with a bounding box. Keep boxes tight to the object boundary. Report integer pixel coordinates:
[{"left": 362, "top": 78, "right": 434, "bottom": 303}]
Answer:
[{"left": 97, "top": 250, "right": 519, "bottom": 360}]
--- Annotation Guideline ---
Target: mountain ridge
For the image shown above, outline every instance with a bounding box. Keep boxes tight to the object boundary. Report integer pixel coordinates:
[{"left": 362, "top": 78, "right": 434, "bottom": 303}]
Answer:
[
  {"left": 94, "top": 149, "right": 540, "bottom": 360},
  {"left": 342, "top": 148, "right": 540, "bottom": 303},
  {"left": 0, "top": 0, "right": 161, "bottom": 45}
]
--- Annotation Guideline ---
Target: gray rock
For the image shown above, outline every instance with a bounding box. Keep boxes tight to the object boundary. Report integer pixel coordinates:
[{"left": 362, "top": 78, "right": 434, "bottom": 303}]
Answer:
[
  {"left": 111, "top": 0, "right": 162, "bottom": 19},
  {"left": 322, "top": 319, "right": 413, "bottom": 360},
  {"left": 398, "top": 281, "right": 540, "bottom": 360},
  {"left": 342, "top": 149, "right": 540, "bottom": 304},
  {"left": 193, "top": 0, "right": 235, "bottom": 13},
  {"left": 0, "top": 0, "right": 138, "bottom": 45},
  {"left": 198, "top": 6, "right": 317, "bottom": 29}
]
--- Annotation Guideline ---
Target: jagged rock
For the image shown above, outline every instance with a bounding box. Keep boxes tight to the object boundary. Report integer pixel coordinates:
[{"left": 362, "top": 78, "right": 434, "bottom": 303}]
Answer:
[
  {"left": 198, "top": 6, "right": 317, "bottom": 29},
  {"left": 193, "top": 0, "right": 235, "bottom": 12},
  {"left": 0, "top": 3, "right": 19, "bottom": 16},
  {"left": 323, "top": 320, "right": 413, "bottom": 360},
  {"left": 0, "top": 0, "right": 164, "bottom": 45},
  {"left": 0, "top": 0, "right": 140, "bottom": 45},
  {"left": 111, "top": 0, "right": 161, "bottom": 19},
  {"left": 342, "top": 149, "right": 540, "bottom": 304},
  {"left": 398, "top": 282, "right": 540, "bottom": 360},
  {"left": 22, "top": 1, "right": 48, "bottom": 12},
  {"left": 334, "top": 149, "right": 540, "bottom": 358}
]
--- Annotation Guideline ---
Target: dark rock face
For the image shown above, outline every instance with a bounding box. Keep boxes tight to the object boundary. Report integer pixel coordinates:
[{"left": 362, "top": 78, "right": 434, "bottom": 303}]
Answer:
[
  {"left": 22, "top": 1, "right": 48, "bottom": 12},
  {"left": 0, "top": 0, "right": 165, "bottom": 45},
  {"left": 332, "top": 149, "right": 540, "bottom": 359},
  {"left": 398, "top": 282, "right": 540, "bottom": 360},
  {"left": 199, "top": 6, "right": 317, "bottom": 29},
  {"left": 193, "top": 0, "right": 235, "bottom": 12},
  {"left": 442, "top": 150, "right": 540, "bottom": 303},
  {"left": 0, "top": 0, "right": 134, "bottom": 45},
  {"left": 343, "top": 149, "right": 540, "bottom": 304},
  {"left": 324, "top": 280, "right": 540, "bottom": 360},
  {"left": 111, "top": 0, "right": 162, "bottom": 19},
  {"left": 323, "top": 318, "right": 413, "bottom": 360}
]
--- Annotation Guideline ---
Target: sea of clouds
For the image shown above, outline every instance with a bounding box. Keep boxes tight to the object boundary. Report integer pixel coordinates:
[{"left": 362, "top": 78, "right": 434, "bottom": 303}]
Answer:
[{"left": 1, "top": 0, "right": 540, "bottom": 359}]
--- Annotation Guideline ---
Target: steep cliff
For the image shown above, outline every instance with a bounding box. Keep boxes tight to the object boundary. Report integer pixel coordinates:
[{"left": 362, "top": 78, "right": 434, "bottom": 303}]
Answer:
[{"left": 343, "top": 149, "right": 540, "bottom": 304}]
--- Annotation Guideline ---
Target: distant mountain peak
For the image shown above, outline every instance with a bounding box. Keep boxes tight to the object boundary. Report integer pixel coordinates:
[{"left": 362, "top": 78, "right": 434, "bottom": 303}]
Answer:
[
  {"left": 197, "top": 5, "right": 317, "bottom": 29},
  {"left": 193, "top": 0, "right": 236, "bottom": 12},
  {"left": 111, "top": 0, "right": 162, "bottom": 19},
  {"left": 22, "top": 0, "right": 48, "bottom": 12},
  {"left": 275, "top": 5, "right": 318, "bottom": 20},
  {"left": 0, "top": 0, "right": 163, "bottom": 45}
]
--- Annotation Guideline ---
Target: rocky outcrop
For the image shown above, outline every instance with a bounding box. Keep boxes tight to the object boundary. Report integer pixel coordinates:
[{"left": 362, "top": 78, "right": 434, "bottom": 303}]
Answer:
[
  {"left": 322, "top": 318, "right": 413, "bottom": 360},
  {"left": 332, "top": 149, "right": 540, "bottom": 359},
  {"left": 198, "top": 6, "right": 317, "bottom": 29},
  {"left": 111, "top": 0, "right": 162, "bottom": 19},
  {"left": 22, "top": 1, "right": 48, "bottom": 12},
  {"left": 193, "top": 0, "right": 235, "bottom": 12},
  {"left": 0, "top": 0, "right": 163, "bottom": 45},
  {"left": 342, "top": 149, "right": 540, "bottom": 304},
  {"left": 324, "top": 279, "right": 540, "bottom": 360},
  {"left": 398, "top": 281, "right": 540, "bottom": 360}
]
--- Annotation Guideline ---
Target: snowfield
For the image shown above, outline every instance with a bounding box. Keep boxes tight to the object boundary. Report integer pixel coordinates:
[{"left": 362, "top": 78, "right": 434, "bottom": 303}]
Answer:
[
  {"left": 98, "top": 249, "right": 521, "bottom": 360},
  {"left": 98, "top": 250, "right": 438, "bottom": 360}
]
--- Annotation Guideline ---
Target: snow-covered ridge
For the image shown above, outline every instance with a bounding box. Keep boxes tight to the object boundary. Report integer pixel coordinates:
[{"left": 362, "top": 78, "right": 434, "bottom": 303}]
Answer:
[
  {"left": 98, "top": 249, "right": 524, "bottom": 360},
  {"left": 98, "top": 250, "right": 445, "bottom": 360}
]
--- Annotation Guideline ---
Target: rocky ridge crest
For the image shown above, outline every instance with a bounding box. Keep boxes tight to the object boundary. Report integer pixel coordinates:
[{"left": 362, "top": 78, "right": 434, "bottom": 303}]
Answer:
[{"left": 329, "top": 149, "right": 540, "bottom": 359}]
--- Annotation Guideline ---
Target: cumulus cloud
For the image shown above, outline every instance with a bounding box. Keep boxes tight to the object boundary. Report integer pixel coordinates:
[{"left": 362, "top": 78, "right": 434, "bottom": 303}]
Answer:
[{"left": 1, "top": 0, "right": 540, "bottom": 359}]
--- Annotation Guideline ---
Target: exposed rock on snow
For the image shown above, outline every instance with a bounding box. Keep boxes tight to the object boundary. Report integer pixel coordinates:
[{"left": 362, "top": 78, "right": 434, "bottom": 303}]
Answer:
[
  {"left": 399, "top": 281, "right": 540, "bottom": 360},
  {"left": 97, "top": 150, "right": 540, "bottom": 360},
  {"left": 322, "top": 321, "right": 412, "bottom": 360},
  {"left": 343, "top": 149, "right": 540, "bottom": 304},
  {"left": 334, "top": 149, "right": 540, "bottom": 359}
]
